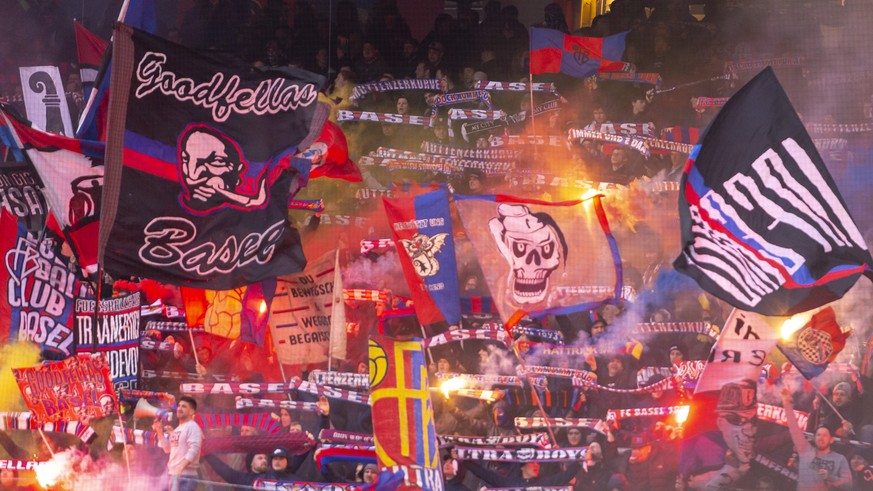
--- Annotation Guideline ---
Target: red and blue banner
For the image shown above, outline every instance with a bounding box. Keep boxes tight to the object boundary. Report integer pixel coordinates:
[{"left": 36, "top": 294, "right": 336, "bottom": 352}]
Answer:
[
  {"left": 368, "top": 335, "right": 441, "bottom": 491},
  {"left": 0, "top": 210, "right": 76, "bottom": 358},
  {"left": 0, "top": 108, "right": 103, "bottom": 274},
  {"left": 99, "top": 26, "right": 326, "bottom": 289},
  {"left": 454, "top": 194, "right": 622, "bottom": 320},
  {"left": 529, "top": 28, "right": 631, "bottom": 78},
  {"left": 76, "top": 0, "right": 157, "bottom": 141},
  {"left": 777, "top": 306, "right": 849, "bottom": 380},
  {"left": 383, "top": 189, "right": 461, "bottom": 328},
  {"left": 74, "top": 21, "right": 108, "bottom": 103},
  {"left": 674, "top": 67, "right": 872, "bottom": 315}
]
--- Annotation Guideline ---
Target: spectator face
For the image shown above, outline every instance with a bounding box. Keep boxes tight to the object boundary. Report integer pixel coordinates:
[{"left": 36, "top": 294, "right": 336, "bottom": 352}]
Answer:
[
  {"left": 716, "top": 411, "right": 757, "bottom": 463},
  {"left": 176, "top": 400, "right": 196, "bottom": 421},
  {"left": 814, "top": 427, "right": 833, "bottom": 451},
  {"left": 427, "top": 48, "right": 442, "bottom": 66},
  {"left": 280, "top": 408, "right": 292, "bottom": 427},
  {"left": 850, "top": 453, "right": 869, "bottom": 472},
  {"left": 832, "top": 387, "right": 850, "bottom": 407},
  {"left": 669, "top": 348, "right": 684, "bottom": 365},
  {"left": 403, "top": 42, "right": 416, "bottom": 58},
  {"left": 567, "top": 428, "right": 582, "bottom": 446},
  {"left": 521, "top": 461, "right": 540, "bottom": 478},
  {"left": 396, "top": 97, "right": 409, "bottom": 115},
  {"left": 240, "top": 425, "right": 258, "bottom": 437},
  {"left": 252, "top": 454, "right": 269, "bottom": 473},
  {"left": 591, "top": 321, "right": 606, "bottom": 337},
  {"left": 271, "top": 455, "right": 288, "bottom": 472},
  {"left": 632, "top": 98, "right": 647, "bottom": 114},
  {"left": 362, "top": 43, "right": 378, "bottom": 62},
  {"left": 442, "top": 458, "right": 457, "bottom": 478},
  {"left": 437, "top": 358, "right": 451, "bottom": 372},
  {"left": 415, "top": 62, "right": 430, "bottom": 79},
  {"left": 434, "top": 125, "right": 448, "bottom": 140},
  {"left": 593, "top": 107, "right": 606, "bottom": 123},
  {"left": 363, "top": 466, "right": 377, "bottom": 483},
  {"left": 607, "top": 358, "right": 623, "bottom": 377},
  {"left": 288, "top": 422, "right": 303, "bottom": 433},
  {"left": 610, "top": 148, "right": 628, "bottom": 167}
]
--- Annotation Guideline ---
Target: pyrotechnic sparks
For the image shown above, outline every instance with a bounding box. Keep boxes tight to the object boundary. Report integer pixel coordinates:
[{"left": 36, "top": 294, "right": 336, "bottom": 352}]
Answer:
[
  {"left": 781, "top": 312, "right": 814, "bottom": 340},
  {"left": 675, "top": 405, "right": 690, "bottom": 425},
  {"left": 439, "top": 376, "right": 467, "bottom": 399}
]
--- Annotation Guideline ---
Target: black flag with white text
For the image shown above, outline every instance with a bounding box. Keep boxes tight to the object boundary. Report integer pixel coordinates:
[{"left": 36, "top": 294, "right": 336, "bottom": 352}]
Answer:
[{"left": 674, "top": 67, "right": 872, "bottom": 316}]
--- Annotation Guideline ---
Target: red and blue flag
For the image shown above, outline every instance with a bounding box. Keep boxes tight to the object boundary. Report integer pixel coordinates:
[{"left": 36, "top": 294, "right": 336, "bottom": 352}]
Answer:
[
  {"left": 529, "top": 28, "right": 631, "bottom": 78},
  {"left": 368, "top": 335, "right": 441, "bottom": 491},
  {"left": 383, "top": 189, "right": 461, "bottom": 329}
]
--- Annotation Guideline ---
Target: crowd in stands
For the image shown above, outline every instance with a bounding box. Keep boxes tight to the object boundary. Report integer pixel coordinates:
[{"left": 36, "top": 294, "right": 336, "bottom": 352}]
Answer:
[{"left": 3, "top": 0, "right": 873, "bottom": 490}]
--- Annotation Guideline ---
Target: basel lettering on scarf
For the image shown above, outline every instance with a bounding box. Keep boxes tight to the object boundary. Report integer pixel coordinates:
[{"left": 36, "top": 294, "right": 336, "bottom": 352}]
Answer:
[
  {"left": 474, "top": 80, "right": 558, "bottom": 93},
  {"left": 336, "top": 110, "right": 433, "bottom": 126},
  {"left": 520, "top": 365, "right": 596, "bottom": 381},
  {"left": 513, "top": 417, "right": 602, "bottom": 430},
  {"left": 235, "top": 398, "right": 320, "bottom": 412},
  {"left": 422, "top": 328, "right": 511, "bottom": 348},
  {"left": 180, "top": 381, "right": 369, "bottom": 404},
  {"left": 606, "top": 405, "right": 689, "bottom": 420},
  {"left": 448, "top": 108, "right": 507, "bottom": 121}
]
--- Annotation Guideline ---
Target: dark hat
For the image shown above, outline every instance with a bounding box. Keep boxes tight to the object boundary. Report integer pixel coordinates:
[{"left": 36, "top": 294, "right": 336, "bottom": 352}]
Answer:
[
  {"left": 271, "top": 447, "right": 288, "bottom": 459},
  {"left": 668, "top": 345, "right": 684, "bottom": 355},
  {"left": 716, "top": 379, "right": 757, "bottom": 416},
  {"left": 428, "top": 41, "right": 445, "bottom": 53}
]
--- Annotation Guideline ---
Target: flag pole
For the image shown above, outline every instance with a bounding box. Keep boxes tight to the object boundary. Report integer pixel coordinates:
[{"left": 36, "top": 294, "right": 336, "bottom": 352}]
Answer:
[
  {"left": 811, "top": 385, "right": 854, "bottom": 435},
  {"left": 511, "top": 342, "right": 560, "bottom": 448}
]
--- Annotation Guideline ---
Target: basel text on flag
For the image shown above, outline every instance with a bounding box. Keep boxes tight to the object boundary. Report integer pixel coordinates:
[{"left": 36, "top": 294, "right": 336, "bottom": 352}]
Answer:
[
  {"left": 0, "top": 107, "right": 104, "bottom": 273},
  {"left": 99, "top": 26, "right": 326, "bottom": 289},
  {"left": 383, "top": 189, "right": 461, "bottom": 328},
  {"left": 529, "top": 28, "right": 631, "bottom": 78},
  {"left": 0, "top": 210, "right": 76, "bottom": 358},
  {"left": 674, "top": 67, "right": 871, "bottom": 316},
  {"left": 454, "top": 194, "right": 621, "bottom": 320}
]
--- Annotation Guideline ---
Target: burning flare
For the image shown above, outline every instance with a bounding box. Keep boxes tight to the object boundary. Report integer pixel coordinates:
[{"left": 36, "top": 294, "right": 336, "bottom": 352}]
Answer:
[{"left": 439, "top": 376, "right": 467, "bottom": 399}]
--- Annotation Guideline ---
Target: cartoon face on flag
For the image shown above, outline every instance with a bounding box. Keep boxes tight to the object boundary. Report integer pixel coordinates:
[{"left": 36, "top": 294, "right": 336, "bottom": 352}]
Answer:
[
  {"left": 99, "top": 26, "right": 326, "bottom": 289},
  {"left": 455, "top": 195, "right": 621, "bottom": 320},
  {"left": 383, "top": 189, "right": 461, "bottom": 328},
  {"left": 674, "top": 67, "right": 872, "bottom": 316}
]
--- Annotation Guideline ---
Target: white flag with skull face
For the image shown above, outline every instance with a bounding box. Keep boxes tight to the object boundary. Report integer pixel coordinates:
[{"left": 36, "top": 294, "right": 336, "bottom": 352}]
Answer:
[{"left": 454, "top": 194, "right": 622, "bottom": 321}]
